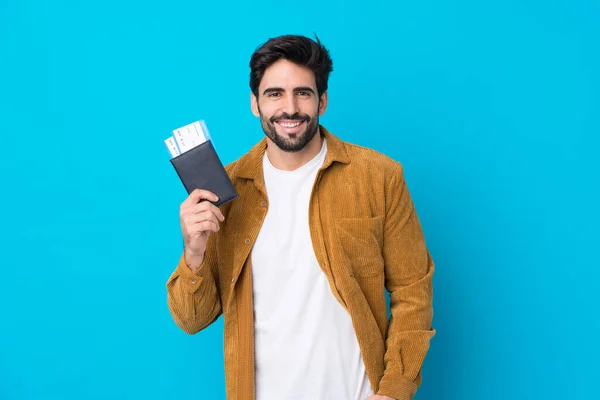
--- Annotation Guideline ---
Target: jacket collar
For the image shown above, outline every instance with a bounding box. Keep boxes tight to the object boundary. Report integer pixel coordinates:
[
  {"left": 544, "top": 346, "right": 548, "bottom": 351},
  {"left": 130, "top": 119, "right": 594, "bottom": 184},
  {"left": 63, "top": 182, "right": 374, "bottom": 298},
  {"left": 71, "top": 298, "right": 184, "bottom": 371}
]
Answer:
[{"left": 236, "top": 125, "right": 350, "bottom": 181}]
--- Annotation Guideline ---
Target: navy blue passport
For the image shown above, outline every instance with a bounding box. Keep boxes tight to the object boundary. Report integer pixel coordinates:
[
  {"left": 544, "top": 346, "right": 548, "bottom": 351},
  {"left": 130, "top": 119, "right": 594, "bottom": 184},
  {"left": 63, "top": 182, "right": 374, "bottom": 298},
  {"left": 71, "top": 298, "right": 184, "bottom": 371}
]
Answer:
[{"left": 170, "top": 140, "right": 238, "bottom": 207}]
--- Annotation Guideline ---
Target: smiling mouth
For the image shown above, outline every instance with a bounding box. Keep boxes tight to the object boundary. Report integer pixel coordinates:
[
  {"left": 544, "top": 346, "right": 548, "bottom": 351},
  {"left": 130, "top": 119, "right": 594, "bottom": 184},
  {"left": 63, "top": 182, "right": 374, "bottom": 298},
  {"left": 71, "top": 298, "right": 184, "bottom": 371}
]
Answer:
[{"left": 276, "top": 120, "right": 304, "bottom": 128}]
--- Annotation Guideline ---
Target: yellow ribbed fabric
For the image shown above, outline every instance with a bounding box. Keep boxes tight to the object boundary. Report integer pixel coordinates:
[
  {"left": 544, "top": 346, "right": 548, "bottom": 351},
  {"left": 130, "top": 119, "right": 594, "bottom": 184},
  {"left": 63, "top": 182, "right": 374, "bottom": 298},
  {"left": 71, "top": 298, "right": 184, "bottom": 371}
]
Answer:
[{"left": 166, "top": 126, "right": 435, "bottom": 400}]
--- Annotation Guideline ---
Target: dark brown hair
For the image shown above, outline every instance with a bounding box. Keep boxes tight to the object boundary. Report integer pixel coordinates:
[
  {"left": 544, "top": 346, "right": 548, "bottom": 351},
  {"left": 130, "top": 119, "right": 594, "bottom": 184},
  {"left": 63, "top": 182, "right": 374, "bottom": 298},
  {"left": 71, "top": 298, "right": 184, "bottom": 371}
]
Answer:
[{"left": 249, "top": 34, "right": 334, "bottom": 97}]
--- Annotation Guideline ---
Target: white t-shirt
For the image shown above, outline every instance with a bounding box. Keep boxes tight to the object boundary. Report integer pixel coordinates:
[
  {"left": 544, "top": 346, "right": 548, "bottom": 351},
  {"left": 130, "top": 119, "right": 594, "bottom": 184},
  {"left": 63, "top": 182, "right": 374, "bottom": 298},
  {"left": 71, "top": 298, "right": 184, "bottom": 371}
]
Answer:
[{"left": 251, "top": 138, "right": 373, "bottom": 400}]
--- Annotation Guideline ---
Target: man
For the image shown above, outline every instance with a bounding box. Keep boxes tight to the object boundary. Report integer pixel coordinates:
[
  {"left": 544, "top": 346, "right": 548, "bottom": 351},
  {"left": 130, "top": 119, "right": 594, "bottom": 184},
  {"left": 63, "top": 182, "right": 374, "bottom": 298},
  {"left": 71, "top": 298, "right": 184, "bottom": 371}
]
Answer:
[{"left": 166, "top": 35, "right": 435, "bottom": 400}]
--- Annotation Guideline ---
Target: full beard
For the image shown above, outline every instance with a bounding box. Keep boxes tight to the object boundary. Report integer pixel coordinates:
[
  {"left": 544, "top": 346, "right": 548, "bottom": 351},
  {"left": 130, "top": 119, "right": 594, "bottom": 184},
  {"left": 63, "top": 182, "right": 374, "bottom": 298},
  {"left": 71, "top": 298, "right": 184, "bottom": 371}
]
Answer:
[{"left": 259, "top": 110, "right": 320, "bottom": 153}]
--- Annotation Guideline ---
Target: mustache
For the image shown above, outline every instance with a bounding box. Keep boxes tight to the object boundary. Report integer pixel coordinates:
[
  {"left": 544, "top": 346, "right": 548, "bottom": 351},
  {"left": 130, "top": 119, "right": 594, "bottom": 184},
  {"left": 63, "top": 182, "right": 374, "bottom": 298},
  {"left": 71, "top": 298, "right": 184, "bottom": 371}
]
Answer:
[{"left": 270, "top": 112, "right": 310, "bottom": 124}]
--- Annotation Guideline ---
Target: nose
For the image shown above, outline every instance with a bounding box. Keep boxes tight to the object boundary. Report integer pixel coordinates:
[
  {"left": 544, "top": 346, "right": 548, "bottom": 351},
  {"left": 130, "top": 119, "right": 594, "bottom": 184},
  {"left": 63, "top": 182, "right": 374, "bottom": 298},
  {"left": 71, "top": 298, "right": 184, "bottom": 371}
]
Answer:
[{"left": 281, "top": 94, "right": 299, "bottom": 116}]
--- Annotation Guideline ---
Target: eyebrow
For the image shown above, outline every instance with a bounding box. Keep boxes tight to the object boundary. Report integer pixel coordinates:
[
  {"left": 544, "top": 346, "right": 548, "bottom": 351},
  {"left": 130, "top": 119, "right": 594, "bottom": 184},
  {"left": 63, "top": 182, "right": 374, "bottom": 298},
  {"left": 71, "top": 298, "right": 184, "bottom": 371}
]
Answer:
[{"left": 262, "top": 87, "right": 316, "bottom": 96}]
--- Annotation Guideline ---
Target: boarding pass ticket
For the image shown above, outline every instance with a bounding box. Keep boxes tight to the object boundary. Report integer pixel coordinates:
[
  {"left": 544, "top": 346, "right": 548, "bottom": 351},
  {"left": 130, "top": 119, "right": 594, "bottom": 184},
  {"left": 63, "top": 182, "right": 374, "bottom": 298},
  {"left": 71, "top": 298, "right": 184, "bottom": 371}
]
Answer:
[{"left": 164, "top": 120, "right": 212, "bottom": 158}]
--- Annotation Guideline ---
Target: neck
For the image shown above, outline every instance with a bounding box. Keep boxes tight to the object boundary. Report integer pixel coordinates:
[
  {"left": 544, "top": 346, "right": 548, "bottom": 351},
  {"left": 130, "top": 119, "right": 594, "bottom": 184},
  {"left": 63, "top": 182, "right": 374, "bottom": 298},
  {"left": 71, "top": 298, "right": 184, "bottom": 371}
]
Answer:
[{"left": 266, "top": 130, "right": 324, "bottom": 171}]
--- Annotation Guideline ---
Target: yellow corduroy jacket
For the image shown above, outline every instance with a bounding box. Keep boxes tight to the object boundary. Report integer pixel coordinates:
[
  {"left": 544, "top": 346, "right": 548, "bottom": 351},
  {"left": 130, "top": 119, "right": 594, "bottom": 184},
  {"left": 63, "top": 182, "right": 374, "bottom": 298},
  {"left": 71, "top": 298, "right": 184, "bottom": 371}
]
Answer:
[{"left": 166, "top": 126, "right": 435, "bottom": 400}]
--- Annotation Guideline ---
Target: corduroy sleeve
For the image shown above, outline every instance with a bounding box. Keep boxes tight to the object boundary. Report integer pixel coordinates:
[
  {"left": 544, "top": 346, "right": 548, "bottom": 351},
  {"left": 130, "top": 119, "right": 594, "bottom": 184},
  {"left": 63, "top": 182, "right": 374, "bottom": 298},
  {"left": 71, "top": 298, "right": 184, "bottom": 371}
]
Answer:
[
  {"left": 166, "top": 233, "right": 222, "bottom": 335},
  {"left": 377, "top": 164, "right": 435, "bottom": 400}
]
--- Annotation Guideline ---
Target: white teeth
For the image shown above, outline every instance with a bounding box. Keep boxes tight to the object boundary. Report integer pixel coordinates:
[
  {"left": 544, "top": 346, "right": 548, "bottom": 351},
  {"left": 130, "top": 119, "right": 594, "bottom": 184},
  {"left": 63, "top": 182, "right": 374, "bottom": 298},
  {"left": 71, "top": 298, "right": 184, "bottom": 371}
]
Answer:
[{"left": 278, "top": 121, "right": 301, "bottom": 128}]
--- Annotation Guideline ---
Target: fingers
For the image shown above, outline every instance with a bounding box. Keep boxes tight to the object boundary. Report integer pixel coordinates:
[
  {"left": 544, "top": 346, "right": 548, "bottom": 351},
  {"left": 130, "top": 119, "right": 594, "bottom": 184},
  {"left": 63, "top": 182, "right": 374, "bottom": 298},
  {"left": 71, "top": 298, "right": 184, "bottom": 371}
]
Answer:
[
  {"left": 180, "top": 195, "right": 225, "bottom": 222},
  {"left": 197, "top": 203, "right": 225, "bottom": 222},
  {"left": 180, "top": 190, "right": 225, "bottom": 244},
  {"left": 185, "top": 220, "right": 219, "bottom": 237},
  {"left": 183, "top": 210, "right": 221, "bottom": 230},
  {"left": 181, "top": 189, "right": 219, "bottom": 208}
]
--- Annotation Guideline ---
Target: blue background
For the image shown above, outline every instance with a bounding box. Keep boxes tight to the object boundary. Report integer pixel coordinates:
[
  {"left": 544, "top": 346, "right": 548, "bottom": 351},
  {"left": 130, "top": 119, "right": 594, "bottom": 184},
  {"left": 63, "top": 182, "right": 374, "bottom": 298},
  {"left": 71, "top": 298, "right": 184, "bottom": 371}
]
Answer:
[{"left": 0, "top": 0, "right": 598, "bottom": 399}]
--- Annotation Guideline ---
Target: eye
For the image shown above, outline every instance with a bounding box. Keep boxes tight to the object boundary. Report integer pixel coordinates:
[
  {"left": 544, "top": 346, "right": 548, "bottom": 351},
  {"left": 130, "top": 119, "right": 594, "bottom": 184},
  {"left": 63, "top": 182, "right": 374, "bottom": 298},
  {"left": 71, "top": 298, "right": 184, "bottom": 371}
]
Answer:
[
  {"left": 297, "top": 91, "right": 311, "bottom": 97},
  {"left": 267, "top": 92, "right": 281, "bottom": 98}
]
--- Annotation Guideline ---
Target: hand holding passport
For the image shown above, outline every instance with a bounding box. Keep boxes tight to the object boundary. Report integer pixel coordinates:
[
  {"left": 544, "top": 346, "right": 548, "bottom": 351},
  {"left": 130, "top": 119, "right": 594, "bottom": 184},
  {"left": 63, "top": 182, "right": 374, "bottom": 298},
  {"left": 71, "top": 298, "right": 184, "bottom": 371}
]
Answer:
[{"left": 165, "top": 120, "right": 238, "bottom": 207}]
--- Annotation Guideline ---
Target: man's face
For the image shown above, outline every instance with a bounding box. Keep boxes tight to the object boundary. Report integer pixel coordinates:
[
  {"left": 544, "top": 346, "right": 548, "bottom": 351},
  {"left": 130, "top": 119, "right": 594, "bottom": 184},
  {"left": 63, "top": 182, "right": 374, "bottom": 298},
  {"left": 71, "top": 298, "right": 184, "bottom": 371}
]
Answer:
[{"left": 251, "top": 59, "right": 328, "bottom": 152}]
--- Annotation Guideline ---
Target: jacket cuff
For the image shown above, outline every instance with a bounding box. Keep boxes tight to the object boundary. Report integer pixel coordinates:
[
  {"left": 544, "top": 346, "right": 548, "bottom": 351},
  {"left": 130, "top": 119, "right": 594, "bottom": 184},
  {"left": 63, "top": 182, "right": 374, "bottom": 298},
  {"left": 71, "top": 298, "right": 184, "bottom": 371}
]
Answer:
[
  {"left": 174, "top": 253, "right": 210, "bottom": 294},
  {"left": 377, "top": 373, "right": 418, "bottom": 400}
]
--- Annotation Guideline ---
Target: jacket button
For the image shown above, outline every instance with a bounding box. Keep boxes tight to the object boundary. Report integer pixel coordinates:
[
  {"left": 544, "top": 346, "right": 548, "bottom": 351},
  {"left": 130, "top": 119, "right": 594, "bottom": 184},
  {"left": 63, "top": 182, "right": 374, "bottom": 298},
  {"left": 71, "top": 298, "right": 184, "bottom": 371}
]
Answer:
[
  {"left": 191, "top": 279, "right": 197, "bottom": 284},
  {"left": 261, "top": 201, "right": 267, "bottom": 207},
  {"left": 231, "top": 277, "right": 234, "bottom": 283},
  {"left": 245, "top": 238, "right": 251, "bottom": 245}
]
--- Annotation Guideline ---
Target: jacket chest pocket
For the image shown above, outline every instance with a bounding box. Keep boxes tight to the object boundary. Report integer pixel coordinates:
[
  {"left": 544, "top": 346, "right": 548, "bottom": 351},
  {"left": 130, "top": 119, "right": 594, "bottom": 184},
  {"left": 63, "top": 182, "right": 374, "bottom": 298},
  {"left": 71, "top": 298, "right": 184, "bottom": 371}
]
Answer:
[{"left": 334, "top": 216, "right": 384, "bottom": 278}]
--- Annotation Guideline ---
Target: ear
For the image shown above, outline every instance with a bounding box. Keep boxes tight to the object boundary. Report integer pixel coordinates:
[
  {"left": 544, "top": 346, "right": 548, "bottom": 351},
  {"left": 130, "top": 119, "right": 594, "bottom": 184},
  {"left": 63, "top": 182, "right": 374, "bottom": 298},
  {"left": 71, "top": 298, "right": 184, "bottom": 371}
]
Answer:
[
  {"left": 318, "top": 91, "right": 328, "bottom": 116},
  {"left": 251, "top": 92, "right": 260, "bottom": 117}
]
